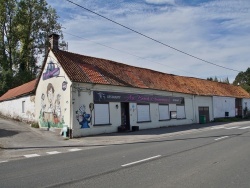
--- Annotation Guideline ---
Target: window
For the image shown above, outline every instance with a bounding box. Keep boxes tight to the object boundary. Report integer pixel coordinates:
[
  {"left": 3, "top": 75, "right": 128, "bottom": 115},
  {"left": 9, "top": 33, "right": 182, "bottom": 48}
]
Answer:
[
  {"left": 137, "top": 104, "right": 151, "bottom": 122},
  {"left": 159, "top": 104, "right": 169, "bottom": 120},
  {"left": 94, "top": 103, "right": 110, "bottom": 125},
  {"left": 22, "top": 101, "right": 25, "bottom": 113},
  {"left": 177, "top": 105, "right": 186, "bottom": 119}
]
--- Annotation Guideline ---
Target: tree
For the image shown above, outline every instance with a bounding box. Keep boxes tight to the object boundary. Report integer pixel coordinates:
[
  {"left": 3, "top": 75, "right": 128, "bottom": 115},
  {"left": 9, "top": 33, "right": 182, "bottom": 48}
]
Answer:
[
  {"left": 0, "top": 0, "right": 62, "bottom": 96},
  {"left": 233, "top": 68, "right": 250, "bottom": 93}
]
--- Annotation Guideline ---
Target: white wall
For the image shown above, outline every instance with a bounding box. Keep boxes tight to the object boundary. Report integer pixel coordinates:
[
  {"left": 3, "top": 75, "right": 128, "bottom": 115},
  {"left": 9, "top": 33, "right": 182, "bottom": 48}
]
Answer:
[
  {"left": 0, "top": 95, "right": 35, "bottom": 122},
  {"left": 213, "top": 96, "right": 235, "bottom": 118},
  {"left": 71, "top": 83, "right": 194, "bottom": 137},
  {"left": 35, "top": 51, "right": 72, "bottom": 129}
]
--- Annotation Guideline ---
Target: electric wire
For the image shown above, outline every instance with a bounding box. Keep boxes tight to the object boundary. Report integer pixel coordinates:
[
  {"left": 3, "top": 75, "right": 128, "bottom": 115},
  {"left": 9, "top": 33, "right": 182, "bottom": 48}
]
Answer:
[
  {"left": 65, "top": 0, "right": 241, "bottom": 73},
  {"left": 63, "top": 31, "right": 201, "bottom": 77}
]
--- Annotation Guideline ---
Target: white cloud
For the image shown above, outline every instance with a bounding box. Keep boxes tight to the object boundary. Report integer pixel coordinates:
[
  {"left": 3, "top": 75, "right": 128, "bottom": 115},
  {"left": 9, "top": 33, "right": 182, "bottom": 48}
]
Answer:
[
  {"left": 48, "top": 0, "right": 250, "bottom": 83},
  {"left": 145, "top": 0, "right": 175, "bottom": 5}
]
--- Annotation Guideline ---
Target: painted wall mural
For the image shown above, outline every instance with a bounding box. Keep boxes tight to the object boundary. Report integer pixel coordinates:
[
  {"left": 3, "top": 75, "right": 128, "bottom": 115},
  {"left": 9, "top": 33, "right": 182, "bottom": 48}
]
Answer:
[
  {"left": 76, "top": 105, "right": 91, "bottom": 128},
  {"left": 39, "top": 83, "right": 65, "bottom": 128},
  {"left": 43, "top": 61, "right": 60, "bottom": 80}
]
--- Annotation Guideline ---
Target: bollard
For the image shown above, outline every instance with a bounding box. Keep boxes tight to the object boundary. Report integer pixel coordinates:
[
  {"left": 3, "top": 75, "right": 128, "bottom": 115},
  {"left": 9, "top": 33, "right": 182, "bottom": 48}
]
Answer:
[{"left": 47, "top": 122, "right": 50, "bottom": 131}]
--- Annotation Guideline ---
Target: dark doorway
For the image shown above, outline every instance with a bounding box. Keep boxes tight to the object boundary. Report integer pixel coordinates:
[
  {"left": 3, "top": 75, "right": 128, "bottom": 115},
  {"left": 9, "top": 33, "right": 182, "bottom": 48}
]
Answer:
[
  {"left": 198, "top": 106, "right": 210, "bottom": 123},
  {"left": 235, "top": 98, "right": 242, "bottom": 117},
  {"left": 121, "top": 102, "right": 130, "bottom": 130}
]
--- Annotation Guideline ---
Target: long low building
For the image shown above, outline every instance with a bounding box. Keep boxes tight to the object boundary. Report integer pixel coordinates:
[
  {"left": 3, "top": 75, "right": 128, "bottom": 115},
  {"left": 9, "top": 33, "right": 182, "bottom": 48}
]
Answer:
[{"left": 0, "top": 34, "right": 250, "bottom": 137}]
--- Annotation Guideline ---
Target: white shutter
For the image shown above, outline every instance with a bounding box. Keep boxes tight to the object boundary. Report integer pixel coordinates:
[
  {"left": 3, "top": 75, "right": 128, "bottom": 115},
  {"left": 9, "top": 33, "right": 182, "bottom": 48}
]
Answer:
[
  {"left": 159, "top": 105, "right": 169, "bottom": 120},
  {"left": 137, "top": 104, "right": 150, "bottom": 122},
  {"left": 94, "top": 104, "right": 110, "bottom": 125},
  {"left": 177, "top": 105, "right": 185, "bottom": 119}
]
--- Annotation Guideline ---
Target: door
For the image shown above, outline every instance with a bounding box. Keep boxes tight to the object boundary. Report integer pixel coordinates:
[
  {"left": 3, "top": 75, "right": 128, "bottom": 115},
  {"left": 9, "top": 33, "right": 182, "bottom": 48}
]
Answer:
[
  {"left": 198, "top": 106, "right": 210, "bottom": 123},
  {"left": 121, "top": 102, "right": 130, "bottom": 130}
]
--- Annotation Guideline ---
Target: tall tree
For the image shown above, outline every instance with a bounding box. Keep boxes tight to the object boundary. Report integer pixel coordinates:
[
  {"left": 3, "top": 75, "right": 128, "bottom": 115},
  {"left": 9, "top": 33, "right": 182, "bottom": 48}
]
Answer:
[
  {"left": 233, "top": 68, "right": 250, "bottom": 93},
  {"left": 0, "top": 0, "right": 62, "bottom": 96}
]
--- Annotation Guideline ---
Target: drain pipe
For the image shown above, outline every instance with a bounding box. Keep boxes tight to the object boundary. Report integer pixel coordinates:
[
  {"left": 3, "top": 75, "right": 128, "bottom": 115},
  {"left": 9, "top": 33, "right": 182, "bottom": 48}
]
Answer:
[
  {"left": 192, "top": 95, "right": 196, "bottom": 123},
  {"left": 69, "top": 83, "right": 73, "bottom": 138}
]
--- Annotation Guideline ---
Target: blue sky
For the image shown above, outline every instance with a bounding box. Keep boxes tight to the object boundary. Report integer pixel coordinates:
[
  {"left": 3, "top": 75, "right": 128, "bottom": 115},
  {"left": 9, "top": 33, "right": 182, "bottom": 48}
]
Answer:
[{"left": 47, "top": 0, "right": 250, "bottom": 83}]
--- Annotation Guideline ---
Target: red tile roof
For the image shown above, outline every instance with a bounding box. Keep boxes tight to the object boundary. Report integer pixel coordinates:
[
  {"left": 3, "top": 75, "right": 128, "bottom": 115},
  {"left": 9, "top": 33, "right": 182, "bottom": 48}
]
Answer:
[
  {"left": 0, "top": 79, "right": 37, "bottom": 102},
  {"left": 52, "top": 49, "right": 250, "bottom": 98}
]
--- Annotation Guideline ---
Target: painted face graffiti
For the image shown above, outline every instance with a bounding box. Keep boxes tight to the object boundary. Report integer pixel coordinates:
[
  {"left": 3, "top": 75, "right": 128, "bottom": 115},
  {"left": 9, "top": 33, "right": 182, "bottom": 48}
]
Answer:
[{"left": 47, "top": 83, "right": 55, "bottom": 113}]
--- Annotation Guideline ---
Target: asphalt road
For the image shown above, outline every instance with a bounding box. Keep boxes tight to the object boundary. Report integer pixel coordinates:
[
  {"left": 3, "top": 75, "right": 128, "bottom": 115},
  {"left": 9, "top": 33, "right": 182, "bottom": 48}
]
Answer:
[{"left": 0, "top": 121, "right": 250, "bottom": 188}]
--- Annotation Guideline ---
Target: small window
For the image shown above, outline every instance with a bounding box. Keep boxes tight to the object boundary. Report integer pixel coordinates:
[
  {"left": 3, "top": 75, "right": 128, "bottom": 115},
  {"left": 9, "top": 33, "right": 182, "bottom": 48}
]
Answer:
[
  {"left": 94, "top": 103, "right": 110, "bottom": 125},
  {"left": 22, "top": 101, "right": 25, "bottom": 113},
  {"left": 170, "top": 111, "right": 177, "bottom": 119},
  {"left": 177, "top": 105, "right": 186, "bottom": 119},
  {"left": 159, "top": 104, "right": 169, "bottom": 120},
  {"left": 137, "top": 104, "right": 151, "bottom": 122}
]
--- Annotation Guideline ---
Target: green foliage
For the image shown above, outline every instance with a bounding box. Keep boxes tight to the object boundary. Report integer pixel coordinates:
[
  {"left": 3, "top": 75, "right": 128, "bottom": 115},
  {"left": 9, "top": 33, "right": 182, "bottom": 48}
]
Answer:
[
  {"left": 206, "top": 76, "right": 229, "bottom": 84},
  {"left": 31, "top": 122, "right": 39, "bottom": 128},
  {"left": 0, "top": 0, "right": 62, "bottom": 96},
  {"left": 233, "top": 68, "right": 250, "bottom": 93},
  {"left": 213, "top": 117, "right": 242, "bottom": 122}
]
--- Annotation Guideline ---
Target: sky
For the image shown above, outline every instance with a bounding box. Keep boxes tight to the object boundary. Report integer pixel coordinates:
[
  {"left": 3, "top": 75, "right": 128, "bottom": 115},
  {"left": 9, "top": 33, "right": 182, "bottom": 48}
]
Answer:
[{"left": 47, "top": 0, "right": 250, "bottom": 83}]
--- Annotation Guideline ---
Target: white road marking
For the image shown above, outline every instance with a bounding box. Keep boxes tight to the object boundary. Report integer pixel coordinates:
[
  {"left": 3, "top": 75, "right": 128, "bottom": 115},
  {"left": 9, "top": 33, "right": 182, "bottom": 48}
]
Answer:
[
  {"left": 0, "top": 161, "right": 8, "bottom": 163},
  {"left": 24, "top": 154, "right": 40, "bottom": 158},
  {"left": 68, "top": 148, "right": 82, "bottom": 152},
  {"left": 215, "top": 136, "right": 229, "bottom": 141},
  {"left": 211, "top": 126, "right": 225, "bottom": 129},
  {"left": 121, "top": 155, "right": 161, "bottom": 167},
  {"left": 239, "top": 126, "right": 250, "bottom": 130},
  {"left": 46, "top": 151, "right": 61, "bottom": 155},
  {"left": 225, "top": 126, "right": 239, "bottom": 129}
]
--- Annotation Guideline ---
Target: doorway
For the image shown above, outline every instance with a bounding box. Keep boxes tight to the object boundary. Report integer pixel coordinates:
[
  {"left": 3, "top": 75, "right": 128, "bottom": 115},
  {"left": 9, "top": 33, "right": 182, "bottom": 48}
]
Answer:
[
  {"left": 198, "top": 106, "right": 210, "bottom": 123},
  {"left": 121, "top": 102, "right": 130, "bottom": 130}
]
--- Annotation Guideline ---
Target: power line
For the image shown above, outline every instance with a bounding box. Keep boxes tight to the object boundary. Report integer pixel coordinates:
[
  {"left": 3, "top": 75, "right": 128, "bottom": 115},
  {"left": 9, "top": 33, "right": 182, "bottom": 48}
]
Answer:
[
  {"left": 65, "top": 0, "right": 241, "bottom": 73},
  {"left": 63, "top": 31, "right": 201, "bottom": 77}
]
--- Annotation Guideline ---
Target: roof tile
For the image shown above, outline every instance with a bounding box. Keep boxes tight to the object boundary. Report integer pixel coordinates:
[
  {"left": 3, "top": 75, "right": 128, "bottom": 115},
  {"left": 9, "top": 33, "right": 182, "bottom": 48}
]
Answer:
[
  {"left": 0, "top": 79, "right": 37, "bottom": 102},
  {"left": 53, "top": 50, "right": 250, "bottom": 98}
]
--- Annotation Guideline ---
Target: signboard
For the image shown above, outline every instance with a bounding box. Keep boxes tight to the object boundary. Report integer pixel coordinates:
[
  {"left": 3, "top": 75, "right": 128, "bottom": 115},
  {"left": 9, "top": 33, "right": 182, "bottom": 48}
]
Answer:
[{"left": 93, "top": 91, "right": 184, "bottom": 104}]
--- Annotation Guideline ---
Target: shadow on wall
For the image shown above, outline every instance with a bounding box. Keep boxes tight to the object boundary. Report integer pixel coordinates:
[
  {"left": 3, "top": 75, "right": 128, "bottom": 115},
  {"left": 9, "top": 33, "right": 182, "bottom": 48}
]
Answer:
[{"left": 0, "top": 129, "right": 19, "bottom": 138}]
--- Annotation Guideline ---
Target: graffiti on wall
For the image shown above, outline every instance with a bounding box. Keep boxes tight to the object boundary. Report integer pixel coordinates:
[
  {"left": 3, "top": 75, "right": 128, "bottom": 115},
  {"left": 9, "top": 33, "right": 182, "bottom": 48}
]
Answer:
[
  {"left": 39, "top": 83, "right": 65, "bottom": 128},
  {"left": 76, "top": 105, "right": 91, "bottom": 128},
  {"left": 43, "top": 61, "right": 60, "bottom": 80}
]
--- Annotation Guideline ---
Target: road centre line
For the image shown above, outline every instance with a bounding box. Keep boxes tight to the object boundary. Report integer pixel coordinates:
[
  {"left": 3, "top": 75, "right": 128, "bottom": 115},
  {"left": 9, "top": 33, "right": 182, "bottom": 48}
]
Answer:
[
  {"left": 225, "top": 126, "right": 239, "bottom": 129},
  {"left": 24, "top": 154, "right": 40, "bottom": 158},
  {"left": 46, "top": 151, "right": 61, "bottom": 155},
  {"left": 121, "top": 155, "right": 161, "bottom": 167},
  {"left": 239, "top": 126, "right": 250, "bottom": 130},
  {"left": 68, "top": 148, "right": 82, "bottom": 152},
  {"left": 0, "top": 161, "right": 8, "bottom": 163},
  {"left": 211, "top": 126, "right": 225, "bottom": 129},
  {"left": 214, "top": 136, "right": 229, "bottom": 141}
]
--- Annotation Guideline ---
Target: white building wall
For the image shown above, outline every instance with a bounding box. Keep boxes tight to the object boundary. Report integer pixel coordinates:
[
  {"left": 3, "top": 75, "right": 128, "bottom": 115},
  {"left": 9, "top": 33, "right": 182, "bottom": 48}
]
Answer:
[
  {"left": 0, "top": 95, "right": 35, "bottom": 122},
  {"left": 213, "top": 96, "right": 235, "bottom": 118},
  {"left": 35, "top": 51, "right": 72, "bottom": 129},
  {"left": 71, "top": 83, "right": 195, "bottom": 137},
  {"left": 194, "top": 96, "right": 213, "bottom": 122}
]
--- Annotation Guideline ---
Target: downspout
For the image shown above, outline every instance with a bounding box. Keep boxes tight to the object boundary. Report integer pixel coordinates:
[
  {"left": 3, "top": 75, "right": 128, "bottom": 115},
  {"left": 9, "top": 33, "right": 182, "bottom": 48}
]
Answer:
[
  {"left": 69, "top": 83, "right": 73, "bottom": 138},
  {"left": 192, "top": 95, "right": 196, "bottom": 123},
  {"left": 212, "top": 96, "right": 214, "bottom": 121}
]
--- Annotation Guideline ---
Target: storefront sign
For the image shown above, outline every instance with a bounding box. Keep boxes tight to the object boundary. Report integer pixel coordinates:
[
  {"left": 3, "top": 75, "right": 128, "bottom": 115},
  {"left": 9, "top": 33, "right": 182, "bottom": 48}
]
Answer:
[{"left": 93, "top": 91, "right": 184, "bottom": 104}]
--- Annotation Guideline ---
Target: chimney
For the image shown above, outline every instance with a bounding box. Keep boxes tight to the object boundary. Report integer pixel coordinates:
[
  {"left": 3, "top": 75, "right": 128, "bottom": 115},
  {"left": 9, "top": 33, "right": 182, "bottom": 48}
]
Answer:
[{"left": 49, "top": 33, "right": 60, "bottom": 50}]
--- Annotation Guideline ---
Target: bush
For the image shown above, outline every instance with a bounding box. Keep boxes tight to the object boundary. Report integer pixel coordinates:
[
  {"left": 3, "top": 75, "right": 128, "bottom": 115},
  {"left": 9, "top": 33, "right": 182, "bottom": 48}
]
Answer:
[
  {"left": 214, "top": 117, "right": 242, "bottom": 122},
  {"left": 31, "top": 122, "right": 39, "bottom": 128}
]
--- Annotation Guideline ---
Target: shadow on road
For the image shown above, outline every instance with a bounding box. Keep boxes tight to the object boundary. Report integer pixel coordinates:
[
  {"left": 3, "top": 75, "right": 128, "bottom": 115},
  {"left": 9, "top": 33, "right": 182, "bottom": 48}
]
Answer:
[{"left": 0, "top": 129, "right": 19, "bottom": 138}]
